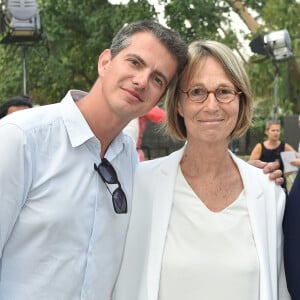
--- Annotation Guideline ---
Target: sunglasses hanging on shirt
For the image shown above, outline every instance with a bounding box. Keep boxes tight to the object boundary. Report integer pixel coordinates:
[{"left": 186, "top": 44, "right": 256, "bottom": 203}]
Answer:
[{"left": 94, "top": 158, "right": 127, "bottom": 214}]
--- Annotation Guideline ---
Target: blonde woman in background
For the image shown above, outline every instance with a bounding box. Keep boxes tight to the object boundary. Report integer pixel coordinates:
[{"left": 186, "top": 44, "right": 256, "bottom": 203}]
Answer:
[{"left": 250, "top": 120, "right": 298, "bottom": 192}]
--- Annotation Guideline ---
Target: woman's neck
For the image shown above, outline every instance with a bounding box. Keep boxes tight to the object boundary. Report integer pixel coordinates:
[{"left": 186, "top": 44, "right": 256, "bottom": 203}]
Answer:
[
  {"left": 180, "top": 143, "right": 232, "bottom": 178},
  {"left": 265, "top": 139, "right": 280, "bottom": 148}
]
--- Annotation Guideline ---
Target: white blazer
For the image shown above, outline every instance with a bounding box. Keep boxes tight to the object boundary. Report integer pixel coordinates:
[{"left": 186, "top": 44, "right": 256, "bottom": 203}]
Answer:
[{"left": 113, "top": 147, "right": 290, "bottom": 300}]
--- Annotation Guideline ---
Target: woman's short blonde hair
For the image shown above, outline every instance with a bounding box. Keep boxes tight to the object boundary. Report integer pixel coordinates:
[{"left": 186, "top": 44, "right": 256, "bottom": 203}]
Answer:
[{"left": 164, "top": 40, "right": 253, "bottom": 141}]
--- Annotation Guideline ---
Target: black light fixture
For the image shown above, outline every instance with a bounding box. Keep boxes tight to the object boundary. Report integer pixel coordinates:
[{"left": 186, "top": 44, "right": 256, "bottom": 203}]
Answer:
[
  {"left": 250, "top": 29, "right": 294, "bottom": 62},
  {"left": 249, "top": 29, "right": 294, "bottom": 119}
]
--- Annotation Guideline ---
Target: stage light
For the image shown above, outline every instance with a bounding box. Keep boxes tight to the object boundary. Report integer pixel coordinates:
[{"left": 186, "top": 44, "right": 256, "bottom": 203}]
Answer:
[
  {"left": 250, "top": 29, "right": 294, "bottom": 62},
  {"left": 0, "top": 0, "right": 41, "bottom": 43}
]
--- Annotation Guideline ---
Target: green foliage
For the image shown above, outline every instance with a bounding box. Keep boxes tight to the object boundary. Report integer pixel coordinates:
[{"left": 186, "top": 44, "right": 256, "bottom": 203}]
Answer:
[
  {"left": 0, "top": 0, "right": 299, "bottom": 120},
  {"left": 246, "top": 0, "right": 300, "bottom": 120},
  {"left": 0, "top": 0, "right": 157, "bottom": 105},
  {"left": 163, "top": 0, "right": 232, "bottom": 43}
]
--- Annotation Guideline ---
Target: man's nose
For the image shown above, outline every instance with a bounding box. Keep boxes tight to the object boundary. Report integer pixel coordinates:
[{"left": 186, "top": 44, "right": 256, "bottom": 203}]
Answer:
[{"left": 132, "top": 70, "right": 150, "bottom": 88}]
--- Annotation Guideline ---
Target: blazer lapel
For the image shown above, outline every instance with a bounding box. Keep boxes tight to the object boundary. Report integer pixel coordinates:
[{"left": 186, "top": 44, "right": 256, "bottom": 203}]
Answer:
[
  {"left": 146, "top": 148, "right": 185, "bottom": 300},
  {"left": 145, "top": 150, "right": 276, "bottom": 300},
  {"left": 231, "top": 154, "right": 274, "bottom": 300}
]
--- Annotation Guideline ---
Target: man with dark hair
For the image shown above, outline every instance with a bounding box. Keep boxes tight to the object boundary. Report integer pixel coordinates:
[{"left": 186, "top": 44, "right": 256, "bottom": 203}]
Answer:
[
  {"left": 0, "top": 96, "right": 32, "bottom": 118},
  {"left": 0, "top": 20, "right": 188, "bottom": 300}
]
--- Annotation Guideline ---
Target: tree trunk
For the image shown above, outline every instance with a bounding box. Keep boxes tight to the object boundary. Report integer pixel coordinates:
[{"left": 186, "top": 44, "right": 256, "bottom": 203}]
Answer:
[{"left": 227, "top": 0, "right": 259, "bottom": 33}]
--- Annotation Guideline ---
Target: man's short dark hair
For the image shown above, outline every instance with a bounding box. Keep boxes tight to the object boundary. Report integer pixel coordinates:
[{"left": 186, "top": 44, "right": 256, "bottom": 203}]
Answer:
[{"left": 110, "top": 20, "right": 188, "bottom": 85}]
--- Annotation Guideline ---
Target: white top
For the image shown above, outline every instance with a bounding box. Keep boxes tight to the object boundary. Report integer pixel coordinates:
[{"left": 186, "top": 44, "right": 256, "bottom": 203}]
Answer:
[
  {"left": 112, "top": 147, "right": 289, "bottom": 300},
  {"left": 158, "top": 167, "right": 260, "bottom": 300},
  {"left": 0, "top": 90, "right": 138, "bottom": 300}
]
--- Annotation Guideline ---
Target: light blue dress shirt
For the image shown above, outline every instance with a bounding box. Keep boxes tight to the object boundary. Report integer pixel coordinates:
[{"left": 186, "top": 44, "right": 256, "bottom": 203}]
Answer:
[{"left": 0, "top": 90, "right": 138, "bottom": 300}]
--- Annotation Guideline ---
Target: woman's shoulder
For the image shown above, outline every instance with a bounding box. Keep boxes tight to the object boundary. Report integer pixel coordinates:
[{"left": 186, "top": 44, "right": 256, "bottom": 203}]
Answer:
[
  {"left": 138, "top": 148, "right": 183, "bottom": 169},
  {"left": 231, "top": 152, "right": 272, "bottom": 182},
  {"left": 137, "top": 155, "right": 167, "bottom": 171},
  {"left": 134, "top": 148, "right": 184, "bottom": 182}
]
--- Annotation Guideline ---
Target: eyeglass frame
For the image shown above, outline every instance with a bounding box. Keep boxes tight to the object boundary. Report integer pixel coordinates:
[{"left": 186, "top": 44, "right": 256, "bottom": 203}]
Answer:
[
  {"left": 94, "top": 158, "right": 127, "bottom": 214},
  {"left": 179, "top": 86, "right": 242, "bottom": 104}
]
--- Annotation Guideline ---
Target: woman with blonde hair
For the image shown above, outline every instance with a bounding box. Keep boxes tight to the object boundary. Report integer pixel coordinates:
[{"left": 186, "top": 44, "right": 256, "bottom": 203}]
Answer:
[
  {"left": 113, "top": 40, "right": 290, "bottom": 300},
  {"left": 250, "top": 120, "right": 297, "bottom": 192}
]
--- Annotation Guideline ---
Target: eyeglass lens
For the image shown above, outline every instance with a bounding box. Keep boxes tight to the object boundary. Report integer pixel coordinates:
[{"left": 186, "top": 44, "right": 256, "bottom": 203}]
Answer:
[
  {"left": 98, "top": 159, "right": 118, "bottom": 183},
  {"left": 112, "top": 188, "right": 127, "bottom": 214},
  {"left": 94, "top": 158, "right": 127, "bottom": 214},
  {"left": 181, "top": 86, "right": 239, "bottom": 103}
]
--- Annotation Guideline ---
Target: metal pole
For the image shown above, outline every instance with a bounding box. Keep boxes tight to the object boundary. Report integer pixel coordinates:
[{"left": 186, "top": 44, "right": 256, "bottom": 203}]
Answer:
[
  {"left": 21, "top": 45, "right": 27, "bottom": 96},
  {"left": 273, "top": 62, "right": 279, "bottom": 120}
]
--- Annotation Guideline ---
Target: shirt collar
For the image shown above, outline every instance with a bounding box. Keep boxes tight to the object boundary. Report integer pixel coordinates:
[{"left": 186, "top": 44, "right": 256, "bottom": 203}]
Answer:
[
  {"left": 60, "top": 90, "right": 95, "bottom": 148},
  {"left": 60, "top": 90, "right": 127, "bottom": 158}
]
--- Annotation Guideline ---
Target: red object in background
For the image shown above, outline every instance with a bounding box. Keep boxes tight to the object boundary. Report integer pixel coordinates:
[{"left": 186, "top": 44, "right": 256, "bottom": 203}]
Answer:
[{"left": 137, "top": 106, "right": 165, "bottom": 161}]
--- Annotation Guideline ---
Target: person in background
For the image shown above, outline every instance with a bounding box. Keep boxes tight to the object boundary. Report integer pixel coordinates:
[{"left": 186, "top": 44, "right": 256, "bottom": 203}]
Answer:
[
  {"left": 124, "top": 105, "right": 165, "bottom": 161},
  {"left": 113, "top": 40, "right": 290, "bottom": 300},
  {"left": 0, "top": 20, "right": 188, "bottom": 300},
  {"left": 250, "top": 119, "right": 298, "bottom": 192},
  {"left": 0, "top": 95, "right": 32, "bottom": 119},
  {"left": 283, "top": 157, "right": 300, "bottom": 300}
]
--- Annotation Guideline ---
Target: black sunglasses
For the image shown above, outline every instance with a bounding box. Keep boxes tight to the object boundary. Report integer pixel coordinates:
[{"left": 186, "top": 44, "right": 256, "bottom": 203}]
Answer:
[{"left": 94, "top": 158, "right": 127, "bottom": 214}]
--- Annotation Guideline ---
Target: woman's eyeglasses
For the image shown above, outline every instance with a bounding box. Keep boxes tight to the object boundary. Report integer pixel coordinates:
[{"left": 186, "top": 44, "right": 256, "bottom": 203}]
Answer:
[
  {"left": 179, "top": 86, "right": 242, "bottom": 103},
  {"left": 94, "top": 158, "right": 127, "bottom": 214}
]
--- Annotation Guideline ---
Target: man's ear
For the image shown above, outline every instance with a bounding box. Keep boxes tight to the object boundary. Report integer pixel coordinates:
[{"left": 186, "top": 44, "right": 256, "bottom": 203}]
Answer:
[{"left": 98, "top": 49, "right": 112, "bottom": 76}]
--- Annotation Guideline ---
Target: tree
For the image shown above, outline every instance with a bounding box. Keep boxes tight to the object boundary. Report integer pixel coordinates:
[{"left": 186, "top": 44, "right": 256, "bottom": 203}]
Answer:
[
  {"left": 0, "top": 0, "right": 157, "bottom": 104},
  {"left": 161, "top": 0, "right": 300, "bottom": 120},
  {"left": 0, "top": 0, "right": 299, "bottom": 119}
]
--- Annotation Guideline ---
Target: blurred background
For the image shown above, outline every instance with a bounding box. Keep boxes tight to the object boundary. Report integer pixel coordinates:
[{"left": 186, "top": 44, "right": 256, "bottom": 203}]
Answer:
[{"left": 0, "top": 0, "right": 299, "bottom": 160}]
